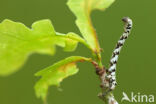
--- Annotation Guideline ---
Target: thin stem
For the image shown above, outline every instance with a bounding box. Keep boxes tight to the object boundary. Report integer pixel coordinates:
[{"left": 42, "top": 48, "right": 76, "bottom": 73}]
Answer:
[
  {"left": 43, "top": 96, "right": 48, "bottom": 104},
  {"left": 56, "top": 32, "right": 93, "bottom": 52}
]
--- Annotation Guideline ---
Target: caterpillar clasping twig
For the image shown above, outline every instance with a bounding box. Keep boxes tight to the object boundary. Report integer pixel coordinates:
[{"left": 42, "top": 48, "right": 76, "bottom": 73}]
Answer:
[{"left": 107, "top": 17, "right": 133, "bottom": 90}]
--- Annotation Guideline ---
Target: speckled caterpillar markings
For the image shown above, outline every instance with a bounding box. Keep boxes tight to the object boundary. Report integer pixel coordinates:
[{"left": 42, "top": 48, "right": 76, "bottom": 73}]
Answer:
[{"left": 107, "top": 17, "right": 133, "bottom": 90}]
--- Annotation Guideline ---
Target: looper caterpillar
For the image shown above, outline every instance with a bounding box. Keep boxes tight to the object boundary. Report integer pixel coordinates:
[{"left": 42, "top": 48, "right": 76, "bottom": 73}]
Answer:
[{"left": 107, "top": 17, "right": 133, "bottom": 90}]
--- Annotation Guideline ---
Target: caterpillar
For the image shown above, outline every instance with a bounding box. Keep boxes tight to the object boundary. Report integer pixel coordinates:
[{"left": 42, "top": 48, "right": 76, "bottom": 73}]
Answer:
[{"left": 107, "top": 17, "right": 133, "bottom": 90}]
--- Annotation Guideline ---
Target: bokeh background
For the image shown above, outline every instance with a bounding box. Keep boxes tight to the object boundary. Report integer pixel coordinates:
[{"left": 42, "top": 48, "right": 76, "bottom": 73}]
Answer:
[{"left": 0, "top": 0, "right": 155, "bottom": 104}]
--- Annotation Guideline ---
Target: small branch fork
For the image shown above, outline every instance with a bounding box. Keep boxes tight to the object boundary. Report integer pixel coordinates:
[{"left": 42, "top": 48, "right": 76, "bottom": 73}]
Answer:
[
  {"left": 91, "top": 17, "right": 133, "bottom": 104},
  {"left": 92, "top": 61, "right": 118, "bottom": 104}
]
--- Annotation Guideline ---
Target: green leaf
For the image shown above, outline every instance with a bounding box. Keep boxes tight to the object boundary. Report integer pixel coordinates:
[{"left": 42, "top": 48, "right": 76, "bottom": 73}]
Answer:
[
  {"left": 67, "top": 0, "right": 115, "bottom": 52},
  {"left": 34, "top": 56, "right": 91, "bottom": 100},
  {"left": 0, "top": 19, "right": 86, "bottom": 76}
]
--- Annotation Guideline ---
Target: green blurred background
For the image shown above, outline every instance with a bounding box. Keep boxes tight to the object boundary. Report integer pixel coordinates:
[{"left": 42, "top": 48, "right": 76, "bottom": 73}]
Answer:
[{"left": 0, "top": 0, "right": 155, "bottom": 104}]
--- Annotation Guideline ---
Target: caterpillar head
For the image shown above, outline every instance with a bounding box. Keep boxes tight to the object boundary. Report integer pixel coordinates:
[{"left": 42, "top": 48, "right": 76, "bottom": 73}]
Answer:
[{"left": 122, "top": 17, "right": 132, "bottom": 26}]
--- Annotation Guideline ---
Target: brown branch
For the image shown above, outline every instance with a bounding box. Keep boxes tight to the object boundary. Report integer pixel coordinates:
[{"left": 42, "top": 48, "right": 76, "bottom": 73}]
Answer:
[{"left": 91, "top": 61, "right": 118, "bottom": 104}]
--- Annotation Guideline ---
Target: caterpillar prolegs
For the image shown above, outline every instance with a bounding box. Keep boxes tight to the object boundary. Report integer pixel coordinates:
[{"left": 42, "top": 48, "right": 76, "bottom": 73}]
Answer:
[{"left": 107, "top": 17, "right": 133, "bottom": 90}]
